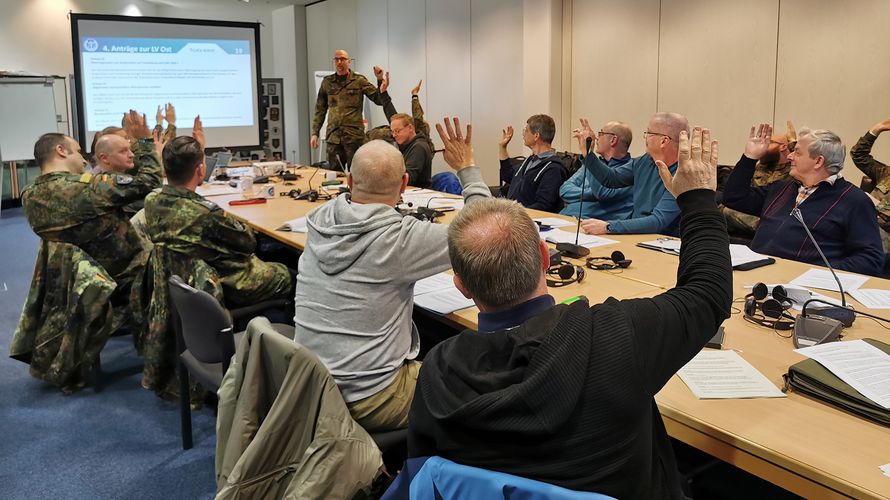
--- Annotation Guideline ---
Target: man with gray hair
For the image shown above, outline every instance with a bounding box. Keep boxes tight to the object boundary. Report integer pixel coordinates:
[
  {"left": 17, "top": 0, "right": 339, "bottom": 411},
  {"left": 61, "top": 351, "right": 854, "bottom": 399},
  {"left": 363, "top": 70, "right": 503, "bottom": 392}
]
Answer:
[
  {"left": 576, "top": 112, "right": 685, "bottom": 235},
  {"left": 293, "top": 119, "right": 490, "bottom": 432},
  {"left": 405, "top": 127, "right": 732, "bottom": 498},
  {"left": 724, "top": 123, "right": 883, "bottom": 275}
]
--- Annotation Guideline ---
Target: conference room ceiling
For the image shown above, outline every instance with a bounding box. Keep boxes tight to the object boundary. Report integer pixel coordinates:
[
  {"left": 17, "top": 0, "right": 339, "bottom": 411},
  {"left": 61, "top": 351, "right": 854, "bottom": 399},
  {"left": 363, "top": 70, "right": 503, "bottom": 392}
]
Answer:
[{"left": 144, "top": 0, "right": 315, "bottom": 8}]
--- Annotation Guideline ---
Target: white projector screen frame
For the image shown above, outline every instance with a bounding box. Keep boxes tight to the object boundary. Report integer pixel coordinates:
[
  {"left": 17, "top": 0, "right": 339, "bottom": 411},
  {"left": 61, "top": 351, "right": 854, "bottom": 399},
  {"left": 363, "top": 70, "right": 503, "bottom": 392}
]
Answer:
[{"left": 71, "top": 13, "right": 263, "bottom": 151}]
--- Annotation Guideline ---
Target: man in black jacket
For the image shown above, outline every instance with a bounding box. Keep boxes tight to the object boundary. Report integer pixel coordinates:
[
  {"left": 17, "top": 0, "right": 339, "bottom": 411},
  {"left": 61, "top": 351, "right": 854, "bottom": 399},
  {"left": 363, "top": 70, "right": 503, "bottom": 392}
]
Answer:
[
  {"left": 406, "top": 125, "right": 732, "bottom": 499},
  {"left": 390, "top": 112, "right": 432, "bottom": 188},
  {"left": 498, "top": 114, "right": 567, "bottom": 212}
]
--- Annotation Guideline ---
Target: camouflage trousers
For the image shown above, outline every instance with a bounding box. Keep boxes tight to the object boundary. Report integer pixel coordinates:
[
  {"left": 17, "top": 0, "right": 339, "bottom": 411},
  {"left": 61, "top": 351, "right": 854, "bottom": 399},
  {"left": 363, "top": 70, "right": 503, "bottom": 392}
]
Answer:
[{"left": 326, "top": 141, "right": 362, "bottom": 171}]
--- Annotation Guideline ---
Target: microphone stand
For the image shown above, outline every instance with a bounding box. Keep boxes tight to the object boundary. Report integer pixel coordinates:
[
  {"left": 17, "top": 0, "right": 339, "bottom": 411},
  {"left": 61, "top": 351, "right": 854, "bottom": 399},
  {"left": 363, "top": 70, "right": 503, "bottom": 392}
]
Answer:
[
  {"left": 791, "top": 208, "right": 846, "bottom": 307},
  {"left": 556, "top": 136, "right": 593, "bottom": 259}
]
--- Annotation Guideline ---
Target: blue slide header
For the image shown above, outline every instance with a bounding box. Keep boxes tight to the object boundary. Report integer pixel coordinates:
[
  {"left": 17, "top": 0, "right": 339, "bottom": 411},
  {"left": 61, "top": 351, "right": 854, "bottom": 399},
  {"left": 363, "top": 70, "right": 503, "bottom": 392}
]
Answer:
[{"left": 81, "top": 37, "right": 249, "bottom": 55}]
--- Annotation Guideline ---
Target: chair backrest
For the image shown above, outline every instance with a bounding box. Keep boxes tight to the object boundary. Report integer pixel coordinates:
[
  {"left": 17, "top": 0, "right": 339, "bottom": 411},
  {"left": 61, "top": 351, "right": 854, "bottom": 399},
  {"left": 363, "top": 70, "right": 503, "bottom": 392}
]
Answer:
[
  {"left": 168, "top": 275, "right": 236, "bottom": 366},
  {"left": 407, "top": 456, "right": 615, "bottom": 500}
]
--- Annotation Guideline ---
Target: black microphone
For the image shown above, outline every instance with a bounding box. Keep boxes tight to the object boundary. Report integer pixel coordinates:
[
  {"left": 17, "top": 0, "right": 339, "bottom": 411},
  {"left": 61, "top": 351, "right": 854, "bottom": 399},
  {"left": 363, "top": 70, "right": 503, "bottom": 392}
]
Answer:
[
  {"left": 295, "top": 167, "right": 320, "bottom": 201},
  {"left": 556, "top": 137, "right": 593, "bottom": 259},
  {"left": 790, "top": 207, "right": 848, "bottom": 347}
]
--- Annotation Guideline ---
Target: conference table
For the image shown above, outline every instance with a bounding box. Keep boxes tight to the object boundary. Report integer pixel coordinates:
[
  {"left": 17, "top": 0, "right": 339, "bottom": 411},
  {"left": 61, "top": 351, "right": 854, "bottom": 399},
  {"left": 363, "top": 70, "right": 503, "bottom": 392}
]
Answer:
[{"left": 206, "top": 167, "right": 890, "bottom": 499}]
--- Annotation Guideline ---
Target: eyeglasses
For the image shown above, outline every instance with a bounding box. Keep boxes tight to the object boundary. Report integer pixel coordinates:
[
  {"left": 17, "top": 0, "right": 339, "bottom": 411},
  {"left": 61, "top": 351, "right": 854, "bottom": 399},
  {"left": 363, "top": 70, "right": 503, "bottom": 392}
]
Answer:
[
  {"left": 771, "top": 139, "right": 797, "bottom": 152},
  {"left": 643, "top": 130, "right": 672, "bottom": 141},
  {"left": 597, "top": 131, "right": 617, "bottom": 138},
  {"left": 333, "top": 57, "right": 350, "bottom": 62}
]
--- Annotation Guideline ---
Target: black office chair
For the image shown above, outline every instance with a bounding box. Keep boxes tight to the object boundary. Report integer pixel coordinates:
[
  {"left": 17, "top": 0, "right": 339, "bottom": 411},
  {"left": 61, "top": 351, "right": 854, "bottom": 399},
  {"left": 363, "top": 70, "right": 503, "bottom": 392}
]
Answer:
[{"left": 168, "top": 275, "right": 293, "bottom": 450}]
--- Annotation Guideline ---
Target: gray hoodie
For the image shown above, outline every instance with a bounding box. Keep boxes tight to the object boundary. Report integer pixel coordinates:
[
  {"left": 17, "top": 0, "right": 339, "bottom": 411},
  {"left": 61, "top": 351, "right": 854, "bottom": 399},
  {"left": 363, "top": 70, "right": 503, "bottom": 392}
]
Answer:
[{"left": 293, "top": 167, "right": 489, "bottom": 402}]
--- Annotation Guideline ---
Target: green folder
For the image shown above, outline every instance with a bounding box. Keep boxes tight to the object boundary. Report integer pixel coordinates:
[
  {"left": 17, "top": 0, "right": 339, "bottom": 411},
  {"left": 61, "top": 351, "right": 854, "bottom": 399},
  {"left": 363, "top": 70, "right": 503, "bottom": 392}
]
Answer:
[{"left": 783, "top": 338, "right": 890, "bottom": 427}]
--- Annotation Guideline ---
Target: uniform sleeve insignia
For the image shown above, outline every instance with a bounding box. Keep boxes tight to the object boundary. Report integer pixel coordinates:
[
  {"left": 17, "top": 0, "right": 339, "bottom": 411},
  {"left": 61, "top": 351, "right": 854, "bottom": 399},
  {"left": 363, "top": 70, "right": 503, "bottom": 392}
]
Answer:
[
  {"left": 115, "top": 174, "right": 134, "bottom": 185},
  {"left": 78, "top": 173, "right": 93, "bottom": 183}
]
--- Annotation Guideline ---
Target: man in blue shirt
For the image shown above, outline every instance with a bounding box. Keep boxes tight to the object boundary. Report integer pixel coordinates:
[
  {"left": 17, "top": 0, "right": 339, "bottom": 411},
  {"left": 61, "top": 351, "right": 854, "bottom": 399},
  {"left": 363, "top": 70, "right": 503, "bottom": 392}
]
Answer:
[
  {"left": 560, "top": 120, "right": 633, "bottom": 220},
  {"left": 498, "top": 114, "right": 567, "bottom": 213},
  {"left": 578, "top": 112, "right": 685, "bottom": 235}
]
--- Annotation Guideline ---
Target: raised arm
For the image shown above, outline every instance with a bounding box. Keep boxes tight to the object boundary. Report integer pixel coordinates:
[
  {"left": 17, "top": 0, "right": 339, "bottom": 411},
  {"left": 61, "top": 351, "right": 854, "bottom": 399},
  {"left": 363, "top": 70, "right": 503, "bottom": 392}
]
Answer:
[
  {"left": 722, "top": 123, "right": 773, "bottom": 216},
  {"left": 851, "top": 119, "right": 890, "bottom": 185},
  {"left": 626, "top": 127, "right": 732, "bottom": 393}
]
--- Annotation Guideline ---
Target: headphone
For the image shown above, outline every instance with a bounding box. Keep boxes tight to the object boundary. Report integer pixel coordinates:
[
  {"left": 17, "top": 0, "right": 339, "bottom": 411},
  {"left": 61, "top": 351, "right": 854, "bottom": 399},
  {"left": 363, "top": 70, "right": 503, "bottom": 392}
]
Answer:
[
  {"left": 547, "top": 260, "right": 585, "bottom": 287},
  {"left": 744, "top": 283, "right": 795, "bottom": 330},
  {"left": 586, "top": 250, "right": 632, "bottom": 270}
]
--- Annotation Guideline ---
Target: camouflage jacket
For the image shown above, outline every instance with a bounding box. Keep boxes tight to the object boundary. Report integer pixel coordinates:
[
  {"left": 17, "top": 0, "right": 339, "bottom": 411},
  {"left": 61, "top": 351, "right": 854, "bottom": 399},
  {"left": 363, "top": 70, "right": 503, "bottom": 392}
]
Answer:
[
  {"left": 851, "top": 131, "right": 890, "bottom": 232},
  {"left": 370, "top": 91, "right": 435, "bottom": 152},
  {"left": 143, "top": 185, "right": 292, "bottom": 308},
  {"left": 21, "top": 139, "right": 161, "bottom": 293},
  {"left": 312, "top": 70, "right": 386, "bottom": 144},
  {"left": 752, "top": 159, "right": 791, "bottom": 187},
  {"left": 10, "top": 240, "right": 117, "bottom": 394},
  {"left": 138, "top": 243, "right": 223, "bottom": 398}
]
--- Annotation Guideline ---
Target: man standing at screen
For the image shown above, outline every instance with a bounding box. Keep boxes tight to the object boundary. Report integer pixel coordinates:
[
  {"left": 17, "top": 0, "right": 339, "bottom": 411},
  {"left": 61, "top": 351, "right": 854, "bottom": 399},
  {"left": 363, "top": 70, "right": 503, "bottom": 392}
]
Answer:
[{"left": 311, "top": 49, "right": 388, "bottom": 169}]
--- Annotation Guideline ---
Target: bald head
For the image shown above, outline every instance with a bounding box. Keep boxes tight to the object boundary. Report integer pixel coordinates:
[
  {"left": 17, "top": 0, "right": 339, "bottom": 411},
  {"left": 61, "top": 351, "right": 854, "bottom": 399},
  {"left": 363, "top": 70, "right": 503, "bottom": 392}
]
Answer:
[
  {"left": 350, "top": 140, "right": 406, "bottom": 197},
  {"left": 94, "top": 133, "right": 134, "bottom": 172},
  {"left": 333, "top": 49, "right": 351, "bottom": 75},
  {"left": 646, "top": 112, "right": 688, "bottom": 163},
  {"left": 447, "top": 198, "right": 543, "bottom": 310}
]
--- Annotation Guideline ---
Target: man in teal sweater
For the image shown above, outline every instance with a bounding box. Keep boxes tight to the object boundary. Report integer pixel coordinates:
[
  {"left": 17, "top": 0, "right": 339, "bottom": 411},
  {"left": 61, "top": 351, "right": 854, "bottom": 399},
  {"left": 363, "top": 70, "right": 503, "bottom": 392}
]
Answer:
[
  {"left": 559, "top": 120, "right": 633, "bottom": 220},
  {"left": 577, "top": 112, "right": 684, "bottom": 236}
]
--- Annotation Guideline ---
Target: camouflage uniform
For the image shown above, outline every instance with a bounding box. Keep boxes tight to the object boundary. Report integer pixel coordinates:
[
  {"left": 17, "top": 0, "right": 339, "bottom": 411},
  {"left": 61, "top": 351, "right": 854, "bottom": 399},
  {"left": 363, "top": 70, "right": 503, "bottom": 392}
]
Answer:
[
  {"left": 143, "top": 185, "right": 293, "bottom": 308},
  {"left": 851, "top": 131, "right": 890, "bottom": 252},
  {"left": 312, "top": 70, "right": 386, "bottom": 168},
  {"left": 721, "top": 159, "right": 791, "bottom": 239},
  {"left": 10, "top": 240, "right": 117, "bottom": 394},
  {"left": 21, "top": 139, "right": 161, "bottom": 301}
]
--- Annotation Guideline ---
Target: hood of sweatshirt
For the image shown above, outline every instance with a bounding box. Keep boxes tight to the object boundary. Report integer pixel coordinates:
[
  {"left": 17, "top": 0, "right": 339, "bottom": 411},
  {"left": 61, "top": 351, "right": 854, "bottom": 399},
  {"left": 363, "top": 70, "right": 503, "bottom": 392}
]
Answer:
[
  {"left": 417, "top": 300, "right": 592, "bottom": 435},
  {"left": 305, "top": 194, "right": 404, "bottom": 275}
]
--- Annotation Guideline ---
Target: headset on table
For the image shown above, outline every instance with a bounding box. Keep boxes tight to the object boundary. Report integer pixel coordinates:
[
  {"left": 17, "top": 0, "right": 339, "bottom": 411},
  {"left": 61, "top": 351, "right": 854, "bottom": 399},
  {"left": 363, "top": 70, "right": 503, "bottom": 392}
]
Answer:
[
  {"left": 585, "top": 250, "right": 632, "bottom": 270},
  {"left": 547, "top": 260, "right": 585, "bottom": 287},
  {"left": 744, "top": 282, "right": 795, "bottom": 330}
]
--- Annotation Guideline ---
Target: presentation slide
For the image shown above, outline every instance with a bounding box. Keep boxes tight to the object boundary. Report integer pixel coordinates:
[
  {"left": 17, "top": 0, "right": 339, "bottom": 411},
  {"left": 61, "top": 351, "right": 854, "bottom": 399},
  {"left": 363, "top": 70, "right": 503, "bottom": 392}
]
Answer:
[{"left": 72, "top": 15, "right": 262, "bottom": 150}]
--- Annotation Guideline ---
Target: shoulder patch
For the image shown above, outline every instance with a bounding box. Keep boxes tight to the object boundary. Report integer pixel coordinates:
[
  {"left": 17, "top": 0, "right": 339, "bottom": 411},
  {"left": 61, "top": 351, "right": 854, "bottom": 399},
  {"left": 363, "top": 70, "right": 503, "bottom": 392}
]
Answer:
[
  {"left": 198, "top": 199, "right": 219, "bottom": 211},
  {"left": 78, "top": 173, "right": 92, "bottom": 184},
  {"left": 115, "top": 174, "right": 134, "bottom": 185}
]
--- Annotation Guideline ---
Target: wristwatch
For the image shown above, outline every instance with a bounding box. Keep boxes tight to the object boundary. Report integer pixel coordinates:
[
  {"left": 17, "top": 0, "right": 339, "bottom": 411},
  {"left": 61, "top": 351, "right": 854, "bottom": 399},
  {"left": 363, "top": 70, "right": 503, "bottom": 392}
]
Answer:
[{"left": 605, "top": 223, "right": 612, "bottom": 233}]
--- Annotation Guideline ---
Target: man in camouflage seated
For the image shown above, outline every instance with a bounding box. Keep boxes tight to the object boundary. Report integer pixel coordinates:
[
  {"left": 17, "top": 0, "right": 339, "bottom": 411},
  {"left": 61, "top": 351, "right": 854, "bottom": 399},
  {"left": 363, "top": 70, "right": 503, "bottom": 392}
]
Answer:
[
  {"left": 21, "top": 110, "right": 162, "bottom": 308},
  {"left": 721, "top": 121, "right": 796, "bottom": 240},
  {"left": 143, "top": 117, "right": 293, "bottom": 309},
  {"left": 851, "top": 116, "right": 890, "bottom": 257}
]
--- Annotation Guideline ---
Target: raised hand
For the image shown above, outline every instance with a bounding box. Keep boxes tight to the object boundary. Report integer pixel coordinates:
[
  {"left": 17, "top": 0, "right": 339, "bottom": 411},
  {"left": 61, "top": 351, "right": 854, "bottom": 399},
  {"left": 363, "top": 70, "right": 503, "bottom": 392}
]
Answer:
[
  {"left": 411, "top": 79, "right": 423, "bottom": 97},
  {"left": 870, "top": 118, "right": 890, "bottom": 136},
  {"left": 435, "top": 117, "right": 474, "bottom": 171},
  {"left": 656, "top": 127, "right": 718, "bottom": 198},
  {"left": 499, "top": 126, "right": 514, "bottom": 148},
  {"left": 155, "top": 105, "right": 164, "bottom": 128},
  {"left": 743, "top": 123, "right": 772, "bottom": 160},
  {"left": 380, "top": 71, "right": 390, "bottom": 93},
  {"left": 165, "top": 102, "right": 176, "bottom": 126},
  {"left": 373, "top": 65, "right": 384, "bottom": 83},
  {"left": 577, "top": 118, "right": 594, "bottom": 145},
  {"left": 192, "top": 115, "right": 205, "bottom": 151},
  {"left": 152, "top": 126, "right": 168, "bottom": 157},
  {"left": 123, "top": 109, "right": 151, "bottom": 140}
]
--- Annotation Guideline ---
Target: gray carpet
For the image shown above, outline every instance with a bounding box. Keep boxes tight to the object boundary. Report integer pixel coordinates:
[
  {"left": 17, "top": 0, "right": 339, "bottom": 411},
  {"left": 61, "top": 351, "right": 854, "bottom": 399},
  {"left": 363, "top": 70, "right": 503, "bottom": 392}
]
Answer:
[{"left": 0, "top": 208, "right": 216, "bottom": 499}]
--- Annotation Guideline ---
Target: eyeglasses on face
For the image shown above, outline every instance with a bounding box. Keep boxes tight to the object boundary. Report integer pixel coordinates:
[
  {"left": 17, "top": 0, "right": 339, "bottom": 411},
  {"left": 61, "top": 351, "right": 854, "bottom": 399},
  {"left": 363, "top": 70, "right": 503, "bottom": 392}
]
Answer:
[
  {"left": 643, "top": 130, "right": 672, "bottom": 141},
  {"left": 333, "top": 57, "right": 350, "bottom": 62},
  {"left": 597, "top": 131, "right": 617, "bottom": 138}
]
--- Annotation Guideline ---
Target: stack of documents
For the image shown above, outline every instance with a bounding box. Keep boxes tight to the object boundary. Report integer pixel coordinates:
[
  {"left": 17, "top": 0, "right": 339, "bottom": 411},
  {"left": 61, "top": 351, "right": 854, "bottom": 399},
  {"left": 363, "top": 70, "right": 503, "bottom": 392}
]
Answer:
[
  {"left": 413, "top": 272, "right": 475, "bottom": 315},
  {"left": 794, "top": 340, "right": 890, "bottom": 410},
  {"left": 276, "top": 216, "right": 307, "bottom": 232},
  {"left": 400, "top": 188, "right": 464, "bottom": 210}
]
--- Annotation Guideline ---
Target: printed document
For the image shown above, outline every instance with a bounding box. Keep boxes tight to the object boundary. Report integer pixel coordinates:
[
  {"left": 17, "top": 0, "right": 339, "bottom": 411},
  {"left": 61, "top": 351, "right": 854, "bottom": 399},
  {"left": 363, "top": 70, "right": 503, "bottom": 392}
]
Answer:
[
  {"left": 789, "top": 268, "right": 870, "bottom": 293},
  {"left": 543, "top": 230, "right": 618, "bottom": 249},
  {"left": 413, "top": 272, "right": 475, "bottom": 315},
  {"left": 678, "top": 350, "right": 786, "bottom": 399},
  {"left": 795, "top": 339, "right": 890, "bottom": 409}
]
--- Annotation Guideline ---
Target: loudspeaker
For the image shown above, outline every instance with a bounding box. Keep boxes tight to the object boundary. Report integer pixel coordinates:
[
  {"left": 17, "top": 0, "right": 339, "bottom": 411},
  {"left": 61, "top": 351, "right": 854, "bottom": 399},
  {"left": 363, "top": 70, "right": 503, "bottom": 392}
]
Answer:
[
  {"left": 586, "top": 250, "right": 632, "bottom": 270},
  {"left": 793, "top": 314, "right": 843, "bottom": 348},
  {"left": 547, "top": 260, "right": 585, "bottom": 287}
]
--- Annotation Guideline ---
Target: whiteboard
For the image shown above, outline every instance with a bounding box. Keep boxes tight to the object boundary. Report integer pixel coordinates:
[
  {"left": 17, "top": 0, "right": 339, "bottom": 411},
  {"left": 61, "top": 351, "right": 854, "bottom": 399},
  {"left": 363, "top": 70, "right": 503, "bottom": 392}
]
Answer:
[{"left": 0, "top": 78, "right": 66, "bottom": 161}]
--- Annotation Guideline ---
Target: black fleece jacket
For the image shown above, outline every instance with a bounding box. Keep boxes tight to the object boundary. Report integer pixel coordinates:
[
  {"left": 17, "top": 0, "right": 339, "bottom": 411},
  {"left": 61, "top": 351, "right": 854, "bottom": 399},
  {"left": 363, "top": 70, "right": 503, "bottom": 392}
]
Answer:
[{"left": 407, "top": 189, "right": 732, "bottom": 499}]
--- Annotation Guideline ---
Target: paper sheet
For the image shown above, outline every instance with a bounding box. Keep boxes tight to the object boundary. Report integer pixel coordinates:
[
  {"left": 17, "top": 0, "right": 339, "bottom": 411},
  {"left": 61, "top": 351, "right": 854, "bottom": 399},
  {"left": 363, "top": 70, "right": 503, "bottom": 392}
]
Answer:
[
  {"left": 637, "top": 238, "right": 681, "bottom": 255},
  {"left": 534, "top": 217, "right": 574, "bottom": 228},
  {"left": 413, "top": 287, "right": 475, "bottom": 315},
  {"left": 789, "top": 268, "right": 870, "bottom": 293},
  {"left": 849, "top": 289, "right": 890, "bottom": 309},
  {"left": 795, "top": 340, "right": 890, "bottom": 409},
  {"left": 729, "top": 244, "right": 771, "bottom": 267},
  {"left": 880, "top": 463, "right": 890, "bottom": 478},
  {"left": 543, "top": 230, "right": 618, "bottom": 249},
  {"left": 196, "top": 183, "right": 242, "bottom": 197},
  {"left": 276, "top": 216, "right": 307, "bottom": 232},
  {"left": 677, "top": 350, "right": 786, "bottom": 399},
  {"left": 413, "top": 272, "right": 455, "bottom": 296}
]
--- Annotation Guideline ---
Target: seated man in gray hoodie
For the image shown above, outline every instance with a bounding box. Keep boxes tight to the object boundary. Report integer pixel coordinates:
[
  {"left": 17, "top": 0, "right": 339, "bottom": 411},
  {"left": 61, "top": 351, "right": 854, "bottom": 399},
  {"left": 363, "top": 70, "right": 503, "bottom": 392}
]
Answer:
[{"left": 293, "top": 117, "right": 490, "bottom": 432}]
